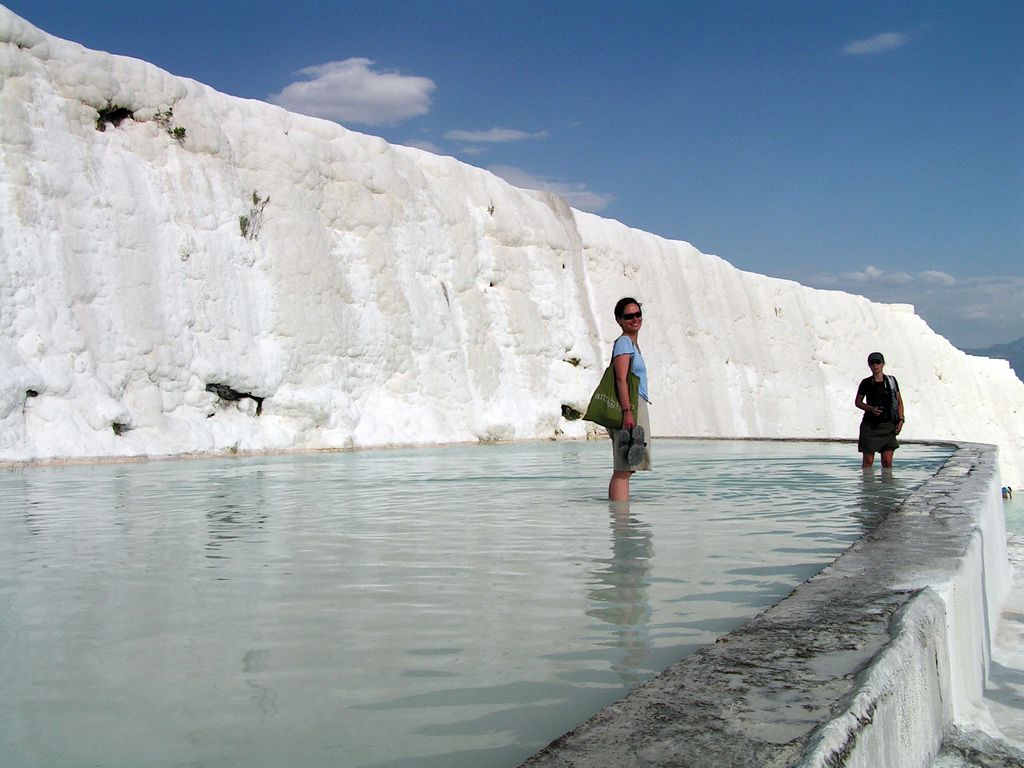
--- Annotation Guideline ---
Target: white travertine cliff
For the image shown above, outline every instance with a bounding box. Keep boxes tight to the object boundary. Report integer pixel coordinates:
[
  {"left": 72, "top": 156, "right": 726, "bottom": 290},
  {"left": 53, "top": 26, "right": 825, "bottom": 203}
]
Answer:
[{"left": 1, "top": 6, "right": 1022, "bottom": 484}]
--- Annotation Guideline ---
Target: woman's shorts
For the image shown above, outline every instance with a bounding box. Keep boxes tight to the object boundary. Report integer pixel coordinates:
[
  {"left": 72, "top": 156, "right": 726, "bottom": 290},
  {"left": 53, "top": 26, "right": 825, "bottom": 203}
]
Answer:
[
  {"left": 607, "top": 398, "right": 652, "bottom": 472},
  {"left": 858, "top": 420, "right": 899, "bottom": 454}
]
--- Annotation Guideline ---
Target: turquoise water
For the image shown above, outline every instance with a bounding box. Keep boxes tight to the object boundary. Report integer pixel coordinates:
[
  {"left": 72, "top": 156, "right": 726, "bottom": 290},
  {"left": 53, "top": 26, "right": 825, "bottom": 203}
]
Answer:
[
  {"left": 1004, "top": 493, "right": 1022, "bottom": 534},
  {"left": 0, "top": 440, "right": 951, "bottom": 768}
]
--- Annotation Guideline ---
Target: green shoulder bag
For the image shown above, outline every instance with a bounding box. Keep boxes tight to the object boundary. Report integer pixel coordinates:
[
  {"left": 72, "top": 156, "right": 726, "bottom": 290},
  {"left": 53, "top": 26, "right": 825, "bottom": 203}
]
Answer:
[{"left": 583, "top": 364, "right": 640, "bottom": 430}]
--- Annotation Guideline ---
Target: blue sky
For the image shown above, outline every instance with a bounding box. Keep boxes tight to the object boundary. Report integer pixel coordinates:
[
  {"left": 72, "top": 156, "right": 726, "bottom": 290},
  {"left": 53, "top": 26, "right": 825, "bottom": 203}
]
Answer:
[{"left": 6, "top": 0, "right": 1023, "bottom": 348}]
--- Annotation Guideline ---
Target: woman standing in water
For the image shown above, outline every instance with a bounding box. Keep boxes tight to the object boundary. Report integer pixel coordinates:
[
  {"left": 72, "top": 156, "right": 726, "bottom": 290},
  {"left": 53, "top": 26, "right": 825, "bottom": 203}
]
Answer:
[
  {"left": 855, "top": 351, "right": 904, "bottom": 468},
  {"left": 608, "top": 297, "right": 652, "bottom": 501}
]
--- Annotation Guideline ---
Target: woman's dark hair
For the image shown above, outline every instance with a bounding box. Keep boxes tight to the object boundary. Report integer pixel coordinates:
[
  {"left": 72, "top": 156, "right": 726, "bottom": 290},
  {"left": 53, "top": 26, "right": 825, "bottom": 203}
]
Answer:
[{"left": 614, "top": 297, "right": 642, "bottom": 319}]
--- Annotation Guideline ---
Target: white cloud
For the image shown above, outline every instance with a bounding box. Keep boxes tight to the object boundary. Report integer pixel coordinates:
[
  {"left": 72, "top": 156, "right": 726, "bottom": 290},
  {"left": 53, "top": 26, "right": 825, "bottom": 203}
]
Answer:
[
  {"left": 488, "top": 165, "right": 613, "bottom": 213},
  {"left": 268, "top": 58, "right": 435, "bottom": 125},
  {"left": 840, "top": 264, "right": 913, "bottom": 284},
  {"left": 800, "top": 268, "right": 1024, "bottom": 348},
  {"left": 843, "top": 32, "right": 908, "bottom": 55},
  {"left": 444, "top": 127, "right": 548, "bottom": 143},
  {"left": 921, "top": 270, "right": 956, "bottom": 286}
]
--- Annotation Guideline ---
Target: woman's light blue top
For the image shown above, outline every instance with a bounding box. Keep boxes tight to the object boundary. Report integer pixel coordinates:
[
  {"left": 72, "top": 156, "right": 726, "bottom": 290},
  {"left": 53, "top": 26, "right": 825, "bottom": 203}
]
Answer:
[{"left": 611, "top": 335, "right": 650, "bottom": 403}]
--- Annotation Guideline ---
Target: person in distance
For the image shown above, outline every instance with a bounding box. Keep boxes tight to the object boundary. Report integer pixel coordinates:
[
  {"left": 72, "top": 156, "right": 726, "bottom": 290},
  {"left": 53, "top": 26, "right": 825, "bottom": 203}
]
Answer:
[{"left": 855, "top": 352, "right": 904, "bottom": 469}]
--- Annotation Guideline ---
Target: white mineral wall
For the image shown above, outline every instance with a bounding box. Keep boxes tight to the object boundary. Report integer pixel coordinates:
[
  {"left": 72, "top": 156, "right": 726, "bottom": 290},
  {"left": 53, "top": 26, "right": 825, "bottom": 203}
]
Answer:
[{"left": 2, "top": 7, "right": 1023, "bottom": 484}]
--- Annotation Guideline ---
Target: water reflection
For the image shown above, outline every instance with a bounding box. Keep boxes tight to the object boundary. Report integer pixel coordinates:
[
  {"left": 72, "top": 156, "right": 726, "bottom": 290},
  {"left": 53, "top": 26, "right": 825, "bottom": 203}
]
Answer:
[
  {"left": 856, "top": 466, "right": 908, "bottom": 528},
  {"left": 0, "top": 441, "right": 953, "bottom": 768},
  {"left": 205, "top": 468, "right": 270, "bottom": 560},
  {"left": 586, "top": 503, "right": 654, "bottom": 685}
]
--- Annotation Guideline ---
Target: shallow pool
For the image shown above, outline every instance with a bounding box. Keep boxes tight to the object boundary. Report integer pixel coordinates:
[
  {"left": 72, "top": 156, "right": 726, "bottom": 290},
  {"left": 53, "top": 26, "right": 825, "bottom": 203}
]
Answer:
[{"left": 0, "top": 440, "right": 951, "bottom": 768}]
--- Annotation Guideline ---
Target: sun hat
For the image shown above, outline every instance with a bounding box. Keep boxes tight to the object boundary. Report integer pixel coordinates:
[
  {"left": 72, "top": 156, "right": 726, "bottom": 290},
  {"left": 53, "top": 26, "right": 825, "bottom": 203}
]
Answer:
[{"left": 867, "top": 352, "right": 885, "bottom": 364}]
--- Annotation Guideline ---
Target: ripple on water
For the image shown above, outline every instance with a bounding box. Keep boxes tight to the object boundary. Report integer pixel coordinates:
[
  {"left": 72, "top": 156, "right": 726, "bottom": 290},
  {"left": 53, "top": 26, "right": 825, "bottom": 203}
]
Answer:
[{"left": 0, "top": 440, "right": 951, "bottom": 768}]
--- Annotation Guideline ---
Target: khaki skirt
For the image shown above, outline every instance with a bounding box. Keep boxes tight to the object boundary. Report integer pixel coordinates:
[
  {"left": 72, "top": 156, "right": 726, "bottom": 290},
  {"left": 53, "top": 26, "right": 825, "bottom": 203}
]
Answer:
[
  {"left": 858, "top": 419, "right": 899, "bottom": 454},
  {"left": 607, "top": 398, "right": 652, "bottom": 472}
]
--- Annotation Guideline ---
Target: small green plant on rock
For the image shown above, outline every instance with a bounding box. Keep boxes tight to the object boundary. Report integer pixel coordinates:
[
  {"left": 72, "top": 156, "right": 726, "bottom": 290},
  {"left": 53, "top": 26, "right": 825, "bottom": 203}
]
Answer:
[
  {"left": 155, "top": 108, "right": 187, "bottom": 144},
  {"left": 239, "top": 191, "right": 270, "bottom": 240}
]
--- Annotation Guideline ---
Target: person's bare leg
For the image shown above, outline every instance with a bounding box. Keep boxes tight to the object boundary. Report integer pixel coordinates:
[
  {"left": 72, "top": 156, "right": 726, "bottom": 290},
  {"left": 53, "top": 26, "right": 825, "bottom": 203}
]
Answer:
[
  {"left": 862, "top": 452, "right": 876, "bottom": 468},
  {"left": 609, "top": 470, "right": 633, "bottom": 501},
  {"left": 881, "top": 450, "right": 894, "bottom": 468}
]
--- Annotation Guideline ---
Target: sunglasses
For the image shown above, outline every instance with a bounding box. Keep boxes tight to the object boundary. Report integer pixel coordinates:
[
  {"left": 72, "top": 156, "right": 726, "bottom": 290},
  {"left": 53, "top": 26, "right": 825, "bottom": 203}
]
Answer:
[
  {"left": 869, "top": 360, "right": 883, "bottom": 365},
  {"left": 621, "top": 311, "right": 643, "bottom": 321}
]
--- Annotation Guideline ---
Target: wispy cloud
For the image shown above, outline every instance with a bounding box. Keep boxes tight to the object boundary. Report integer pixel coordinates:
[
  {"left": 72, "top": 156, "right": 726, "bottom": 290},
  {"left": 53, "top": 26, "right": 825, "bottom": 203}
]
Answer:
[
  {"left": 402, "top": 139, "right": 445, "bottom": 154},
  {"left": 268, "top": 58, "right": 435, "bottom": 125},
  {"left": 812, "top": 265, "right": 948, "bottom": 287},
  {"left": 921, "top": 270, "right": 956, "bottom": 286},
  {"left": 489, "top": 165, "right": 613, "bottom": 213},
  {"left": 843, "top": 32, "right": 909, "bottom": 55},
  {"left": 444, "top": 128, "right": 548, "bottom": 143},
  {"left": 803, "top": 266, "right": 1023, "bottom": 348},
  {"left": 839, "top": 264, "right": 914, "bottom": 285}
]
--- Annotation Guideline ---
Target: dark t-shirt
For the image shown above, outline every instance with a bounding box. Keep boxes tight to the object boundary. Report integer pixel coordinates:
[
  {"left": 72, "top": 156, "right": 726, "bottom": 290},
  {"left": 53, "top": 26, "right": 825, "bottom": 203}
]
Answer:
[{"left": 858, "top": 376, "right": 900, "bottom": 424}]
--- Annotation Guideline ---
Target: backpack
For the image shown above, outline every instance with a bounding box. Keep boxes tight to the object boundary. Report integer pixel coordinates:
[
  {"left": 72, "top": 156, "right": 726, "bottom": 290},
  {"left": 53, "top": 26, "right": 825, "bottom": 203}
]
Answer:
[{"left": 884, "top": 375, "right": 899, "bottom": 423}]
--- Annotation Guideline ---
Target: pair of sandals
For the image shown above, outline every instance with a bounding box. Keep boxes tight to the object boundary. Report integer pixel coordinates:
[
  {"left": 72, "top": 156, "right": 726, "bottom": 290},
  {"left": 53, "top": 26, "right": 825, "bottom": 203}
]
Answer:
[{"left": 616, "top": 425, "right": 646, "bottom": 466}]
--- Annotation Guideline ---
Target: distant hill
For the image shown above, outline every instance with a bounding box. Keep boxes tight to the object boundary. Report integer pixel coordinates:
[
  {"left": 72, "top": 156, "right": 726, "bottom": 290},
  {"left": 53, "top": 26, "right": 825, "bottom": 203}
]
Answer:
[{"left": 963, "top": 337, "right": 1024, "bottom": 384}]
